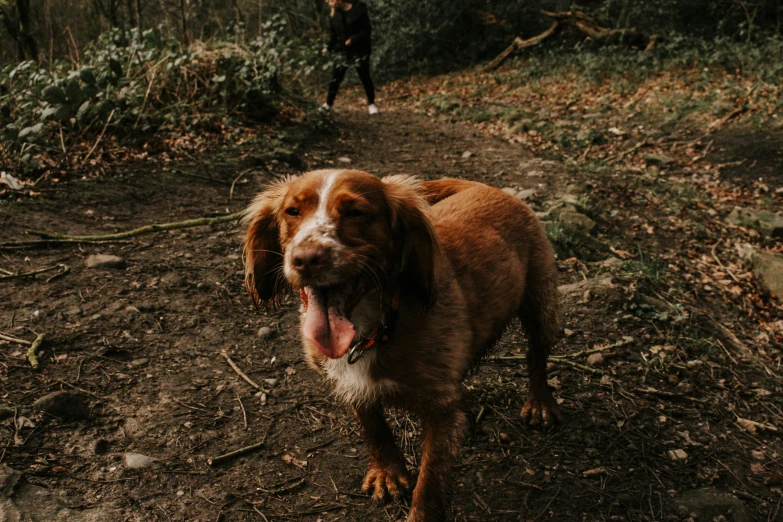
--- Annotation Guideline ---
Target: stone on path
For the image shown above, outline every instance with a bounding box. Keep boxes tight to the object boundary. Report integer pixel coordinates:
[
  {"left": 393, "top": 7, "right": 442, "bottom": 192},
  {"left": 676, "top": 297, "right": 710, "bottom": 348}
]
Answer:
[
  {"left": 32, "top": 391, "right": 89, "bottom": 421},
  {"left": 752, "top": 250, "right": 783, "bottom": 298},
  {"left": 727, "top": 206, "right": 783, "bottom": 237},
  {"left": 85, "top": 254, "right": 126, "bottom": 269}
]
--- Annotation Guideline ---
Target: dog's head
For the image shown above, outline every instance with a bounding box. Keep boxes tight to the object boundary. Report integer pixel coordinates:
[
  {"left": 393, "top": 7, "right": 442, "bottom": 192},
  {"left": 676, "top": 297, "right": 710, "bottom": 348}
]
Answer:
[{"left": 242, "top": 169, "right": 440, "bottom": 358}]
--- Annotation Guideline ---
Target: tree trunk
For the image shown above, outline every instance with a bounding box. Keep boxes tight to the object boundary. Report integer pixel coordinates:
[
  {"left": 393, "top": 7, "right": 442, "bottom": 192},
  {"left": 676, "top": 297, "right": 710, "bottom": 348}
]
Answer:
[
  {"left": 16, "top": 0, "right": 39, "bottom": 61},
  {"left": 180, "top": 0, "right": 190, "bottom": 44}
]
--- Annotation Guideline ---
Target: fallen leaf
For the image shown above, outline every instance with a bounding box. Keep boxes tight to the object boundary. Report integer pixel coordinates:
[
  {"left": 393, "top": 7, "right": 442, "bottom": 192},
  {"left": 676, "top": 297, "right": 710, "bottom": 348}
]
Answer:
[{"left": 765, "top": 470, "right": 783, "bottom": 486}]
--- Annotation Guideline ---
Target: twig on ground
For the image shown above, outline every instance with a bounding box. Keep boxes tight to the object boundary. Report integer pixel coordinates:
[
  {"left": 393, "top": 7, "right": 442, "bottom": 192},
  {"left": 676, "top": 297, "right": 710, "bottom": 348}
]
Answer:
[
  {"left": 81, "top": 109, "right": 115, "bottom": 166},
  {"left": 532, "top": 488, "right": 560, "bottom": 521},
  {"left": 208, "top": 425, "right": 270, "bottom": 466},
  {"left": 615, "top": 138, "right": 650, "bottom": 163},
  {"left": 548, "top": 357, "right": 604, "bottom": 374},
  {"left": 0, "top": 239, "right": 133, "bottom": 250},
  {"left": 220, "top": 350, "right": 267, "bottom": 392},
  {"left": 0, "top": 332, "right": 32, "bottom": 345},
  {"left": 236, "top": 393, "right": 248, "bottom": 430},
  {"left": 0, "top": 264, "right": 69, "bottom": 281},
  {"left": 494, "top": 355, "right": 604, "bottom": 374},
  {"left": 26, "top": 212, "right": 245, "bottom": 242},
  {"left": 229, "top": 168, "right": 254, "bottom": 201},
  {"left": 26, "top": 334, "right": 46, "bottom": 369}
]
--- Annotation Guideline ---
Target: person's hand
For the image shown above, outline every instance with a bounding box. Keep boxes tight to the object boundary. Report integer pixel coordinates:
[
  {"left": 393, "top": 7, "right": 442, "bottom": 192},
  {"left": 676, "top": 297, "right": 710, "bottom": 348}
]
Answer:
[{"left": 345, "top": 38, "right": 352, "bottom": 46}]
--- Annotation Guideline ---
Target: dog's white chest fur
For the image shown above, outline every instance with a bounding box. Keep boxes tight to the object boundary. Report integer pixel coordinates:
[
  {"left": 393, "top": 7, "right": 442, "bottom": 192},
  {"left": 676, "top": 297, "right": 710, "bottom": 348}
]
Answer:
[{"left": 321, "top": 353, "right": 397, "bottom": 405}]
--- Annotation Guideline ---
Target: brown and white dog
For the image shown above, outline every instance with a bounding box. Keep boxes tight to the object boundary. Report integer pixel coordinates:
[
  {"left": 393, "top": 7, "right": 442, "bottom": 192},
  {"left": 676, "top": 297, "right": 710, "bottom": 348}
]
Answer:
[{"left": 242, "top": 169, "right": 561, "bottom": 522}]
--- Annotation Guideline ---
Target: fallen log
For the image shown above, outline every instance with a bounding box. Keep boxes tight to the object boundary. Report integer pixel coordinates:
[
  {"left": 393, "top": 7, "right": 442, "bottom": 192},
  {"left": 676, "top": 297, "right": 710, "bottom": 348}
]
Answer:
[
  {"left": 485, "top": 10, "right": 659, "bottom": 71},
  {"left": 483, "top": 21, "right": 560, "bottom": 71}
]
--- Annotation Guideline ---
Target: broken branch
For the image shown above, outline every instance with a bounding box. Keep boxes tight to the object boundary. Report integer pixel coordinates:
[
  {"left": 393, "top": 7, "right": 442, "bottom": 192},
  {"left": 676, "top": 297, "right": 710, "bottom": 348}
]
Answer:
[
  {"left": 220, "top": 350, "right": 267, "bottom": 393},
  {"left": 26, "top": 212, "right": 245, "bottom": 242},
  {"left": 26, "top": 333, "right": 46, "bottom": 369},
  {"left": 484, "top": 21, "right": 559, "bottom": 71}
]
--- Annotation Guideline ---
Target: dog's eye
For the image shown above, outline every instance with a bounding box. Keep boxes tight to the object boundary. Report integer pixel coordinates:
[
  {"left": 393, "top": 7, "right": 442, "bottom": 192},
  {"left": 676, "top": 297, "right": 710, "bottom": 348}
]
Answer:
[
  {"left": 285, "top": 207, "right": 300, "bottom": 217},
  {"left": 343, "top": 208, "right": 365, "bottom": 218}
]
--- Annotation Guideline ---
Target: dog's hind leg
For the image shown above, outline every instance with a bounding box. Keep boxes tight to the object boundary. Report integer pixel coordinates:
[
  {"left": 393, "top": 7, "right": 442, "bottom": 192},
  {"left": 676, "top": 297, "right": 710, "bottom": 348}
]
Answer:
[
  {"left": 354, "top": 402, "right": 412, "bottom": 502},
  {"left": 518, "top": 252, "right": 563, "bottom": 428}
]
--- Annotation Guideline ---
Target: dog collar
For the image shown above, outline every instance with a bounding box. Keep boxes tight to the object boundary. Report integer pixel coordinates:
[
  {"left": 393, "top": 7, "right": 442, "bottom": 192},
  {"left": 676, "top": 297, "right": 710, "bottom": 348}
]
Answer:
[{"left": 299, "top": 288, "right": 399, "bottom": 365}]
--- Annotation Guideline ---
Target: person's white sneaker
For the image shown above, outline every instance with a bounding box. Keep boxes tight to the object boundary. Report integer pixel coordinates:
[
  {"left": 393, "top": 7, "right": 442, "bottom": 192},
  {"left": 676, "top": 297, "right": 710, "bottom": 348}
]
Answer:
[
  {"left": 320, "top": 103, "right": 333, "bottom": 113},
  {"left": 368, "top": 103, "right": 379, "bottom": 115}
]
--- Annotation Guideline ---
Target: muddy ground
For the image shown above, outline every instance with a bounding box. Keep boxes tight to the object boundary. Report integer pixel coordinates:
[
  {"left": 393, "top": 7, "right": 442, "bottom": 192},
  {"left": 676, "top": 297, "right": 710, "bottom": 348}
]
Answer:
[{"left": 1, "top": 90, "right": 782, "bottom": 522}]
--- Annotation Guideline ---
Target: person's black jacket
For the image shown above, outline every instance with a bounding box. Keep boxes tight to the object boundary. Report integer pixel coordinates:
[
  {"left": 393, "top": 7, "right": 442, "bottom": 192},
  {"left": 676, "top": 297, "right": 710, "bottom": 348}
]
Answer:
[{"left": 327, "top": 2, "right": 372, "bottom": 57}]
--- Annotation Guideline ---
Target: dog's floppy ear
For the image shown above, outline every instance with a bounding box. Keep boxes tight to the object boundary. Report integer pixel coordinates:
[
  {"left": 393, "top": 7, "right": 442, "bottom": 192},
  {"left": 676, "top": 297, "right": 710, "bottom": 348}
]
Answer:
[
  {"left": 382, "top": 175, "right": 441, "bottom": 309},
  {"left": 242, "top": 180, "right": 289, "bottom": 308}
]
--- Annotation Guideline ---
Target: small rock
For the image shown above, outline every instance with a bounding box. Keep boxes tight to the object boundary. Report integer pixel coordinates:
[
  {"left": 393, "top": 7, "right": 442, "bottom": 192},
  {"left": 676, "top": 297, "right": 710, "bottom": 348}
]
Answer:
[
  {"left": 563, "top": 328, "right": 574, "bottom": 337},
  {"left": 161, "top": 272, "right": 183, "bottom": 286},
  {"left": 93, "top": 439, "right": 110, "bottom": 455},
  {"left": 461, "top": 151, "right": 474, "bottom": 159},
  {"left": 124, "top": 453, "right": 156, "bottom": 469},
  {"left": 587, "top": 353, "right": 604, "bottom": 366},
  {"left": 676, "top": 382, "right": 693, "bottom": 394},
  {"left": 559, "top": 276, "right": 615, "bottom": 297},
  {"left": 337, "top": 157, "right": 352, "bottom": 164},
  {"left": 751, "top": 250, "right": 783, "bottom": 298},
  {"left": 515, "top": 188, "right": 537, "bottom": 201},
  {"left": 558, "top": 209, "right": 596, "bottom": 234},
  {"left": 501, "top": 187, "right": 518, "bottom": 196},
  {"left": 128, "top": 358, "right": 149, "bottom": 368},
  {"left": 668, "top": 449, "right": 688, "bottom": 462},
  {"left": 642, "top": 153, "right": 675, "bottom": 165},
  {"left": 32, "top": 391, "right": 89, "bottom": 421},
  {"left": 264, "top": 378, "right": 278, "bottom": 387},
  {"left": 257, "top": 326, "right": 275, "bottom": 339},
  {"left": 124, "top": 305, "right": 141, "bottom": 314},
  {"left": 671, "top": 488, "right": 751, "bottom": 522},
  {"left": 727, "top": 206, "right": 783, "bottom": 237},
  {"left": 751, "top": 450, "right": 765, "bottom": 461},
  {"left": 85, "top": 254, "right": 126, "bottom": 270},
  {"left": 0, "top": 464, "right": 22, "bottom": 498}
]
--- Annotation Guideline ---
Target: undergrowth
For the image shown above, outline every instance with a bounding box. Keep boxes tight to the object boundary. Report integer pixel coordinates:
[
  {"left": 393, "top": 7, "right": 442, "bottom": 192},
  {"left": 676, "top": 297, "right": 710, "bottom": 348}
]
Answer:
[{"left": 0, "top": 19, "right": 321, "bottom": 172}]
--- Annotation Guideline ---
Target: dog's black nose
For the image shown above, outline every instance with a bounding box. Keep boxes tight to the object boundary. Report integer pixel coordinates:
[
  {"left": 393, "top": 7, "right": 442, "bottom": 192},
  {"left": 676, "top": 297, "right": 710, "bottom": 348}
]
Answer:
[{"left": 292, "top": 244, "right": 330, "bottom": 274}]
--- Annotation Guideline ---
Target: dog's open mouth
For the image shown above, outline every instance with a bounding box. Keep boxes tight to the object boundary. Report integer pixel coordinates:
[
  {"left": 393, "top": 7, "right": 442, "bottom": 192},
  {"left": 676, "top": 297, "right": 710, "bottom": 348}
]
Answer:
[{"left": 302, "top": 282, "right": 367, "bottom": 359}]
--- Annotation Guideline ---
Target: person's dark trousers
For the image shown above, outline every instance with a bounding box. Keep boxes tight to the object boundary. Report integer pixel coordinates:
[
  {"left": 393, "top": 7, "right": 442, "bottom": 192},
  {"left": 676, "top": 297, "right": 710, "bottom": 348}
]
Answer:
[{"left": 326, "top": 56, "right": 375, "bottom": 106}]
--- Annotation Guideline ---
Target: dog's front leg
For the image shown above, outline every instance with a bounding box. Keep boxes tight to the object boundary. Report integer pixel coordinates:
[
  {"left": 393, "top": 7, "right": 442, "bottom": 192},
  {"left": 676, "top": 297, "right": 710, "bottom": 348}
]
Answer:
[
  {"left": 354, "top": 402, "right": 411, "bottom": 501},
  {"left": 408, "top": 404, "right": 468, "bottom": 522}
]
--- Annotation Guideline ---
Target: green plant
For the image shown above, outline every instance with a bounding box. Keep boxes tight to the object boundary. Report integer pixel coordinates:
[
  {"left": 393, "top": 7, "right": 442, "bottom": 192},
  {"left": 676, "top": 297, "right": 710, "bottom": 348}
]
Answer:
[{"left": 0, "top": 18, "right": 316, "bottom": 171}]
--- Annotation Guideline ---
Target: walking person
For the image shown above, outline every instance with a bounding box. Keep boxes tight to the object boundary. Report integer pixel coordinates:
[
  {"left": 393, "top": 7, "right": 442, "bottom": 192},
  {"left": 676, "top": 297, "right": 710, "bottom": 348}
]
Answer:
[{"left": 322, "top": 0, "right": 379, "bottom": 115}]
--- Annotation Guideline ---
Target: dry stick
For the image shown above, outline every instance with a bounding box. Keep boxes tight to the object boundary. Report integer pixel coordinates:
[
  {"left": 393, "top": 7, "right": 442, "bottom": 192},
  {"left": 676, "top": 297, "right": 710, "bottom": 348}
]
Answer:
[
  {"left": 494, "top": 354, "right": 604, "bottom": 374},
  {"left": 81, "top": 109, "right": 115, "bottom": 166},
  {"left": 220, "top": 350, "right": 266, "bottom": 392},
  {"left": 484, "top": 21, "right": 559, "bottom": 71},
  {"left": 27, "top": 212, "right": 245, "bottom": 242},
  {"left": 549, "top": 357, "right": 603, "bottom": 374},
  {"left": 0, "top": 239, "right": 135, "bottom": 250},
  {"left": 208, "top": 417, "right": 275, "bottom": 466},
  {"left": 0, "top": 264, "right": 69, "bottom": 282},
  {"left": 26, "top": 334, "right": 46, "bottom": 370},
  {"left": 0, "top": 332, "right": 32, "bottom": 345},
  {"left": 236, "top": 393, "right": 248, "bottom": 430},
  {"left": 229, "top": 168, "right": 254, "bottom": 201}
]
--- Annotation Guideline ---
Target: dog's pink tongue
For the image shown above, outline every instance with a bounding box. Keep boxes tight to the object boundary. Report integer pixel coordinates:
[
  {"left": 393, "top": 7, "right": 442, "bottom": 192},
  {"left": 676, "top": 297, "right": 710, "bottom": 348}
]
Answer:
[{"left": 303, "top": 288, "right": 355, "bottom": 359}]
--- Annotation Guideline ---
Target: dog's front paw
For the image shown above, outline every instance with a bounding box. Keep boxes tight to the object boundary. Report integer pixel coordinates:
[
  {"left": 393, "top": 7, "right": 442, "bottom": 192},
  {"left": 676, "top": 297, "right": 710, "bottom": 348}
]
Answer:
[
  {"left": 362, "top": 463, "right": 411, "bottom": 502},
  {"left": 521, "top": 392, "right": 562, "bottom": 428}
]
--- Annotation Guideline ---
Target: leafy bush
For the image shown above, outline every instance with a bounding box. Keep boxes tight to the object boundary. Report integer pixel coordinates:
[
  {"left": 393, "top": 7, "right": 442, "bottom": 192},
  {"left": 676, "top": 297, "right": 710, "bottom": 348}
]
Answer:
[{"left": 0, "top": 17, "right": 316, "bottom": 168}]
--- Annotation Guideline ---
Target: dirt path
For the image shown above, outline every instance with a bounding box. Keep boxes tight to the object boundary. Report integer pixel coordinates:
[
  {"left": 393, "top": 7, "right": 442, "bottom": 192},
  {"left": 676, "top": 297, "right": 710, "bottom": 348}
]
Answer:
[{"left": 1, "top": 101, "right": 780, "bottom": 521}]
